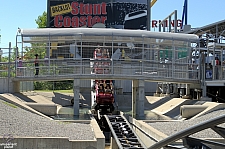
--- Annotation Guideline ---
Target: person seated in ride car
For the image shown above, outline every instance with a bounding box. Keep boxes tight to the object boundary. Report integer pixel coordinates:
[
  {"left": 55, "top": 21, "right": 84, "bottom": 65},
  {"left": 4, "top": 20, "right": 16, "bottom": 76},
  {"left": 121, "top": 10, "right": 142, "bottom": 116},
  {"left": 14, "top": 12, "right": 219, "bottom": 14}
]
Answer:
[
  {"left": 98, "top": 85, "right": 104, "bottom": 93},
  {"left": 102, "top": 49, "right": 109, "bottom": 58},
  {"left": 95, "top": 46, "right": 102, "bottom": 58},
  {"left": 105, "top": 86, "right": 112, "bottom": 94}
]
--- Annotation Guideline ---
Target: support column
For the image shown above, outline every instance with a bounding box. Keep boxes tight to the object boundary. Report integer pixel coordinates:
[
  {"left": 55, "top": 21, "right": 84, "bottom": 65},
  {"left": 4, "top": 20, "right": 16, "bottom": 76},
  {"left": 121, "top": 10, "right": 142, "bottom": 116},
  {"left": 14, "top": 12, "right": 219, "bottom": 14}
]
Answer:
[
  {"left": 110, "top": 137, "right": 118, "bottom": 149},
  {"left": 172, "top": 83, "right": 179, "bottom": 98},
  {"left": 166, "top": 83, "right": 170, "bottom": 96},
  {"left": 132, "top": 80, "right": 145, "bottom": 119},
  {"left": 73, "top": 79, "right": 80, "bottom": 116},
  {"left": 200, "top": 85, "right": 211, "bottom": 101},
  {"left": 13, "top": 81, "right": 20, "bottom": 93},
  {"left": 160, "top": 83, "right": 166, "bottom": 97},
  {"left": 182, "top": 84, "right": 191, "bottom": 99},
  {"left": 154, "top": 83, "right": 161, "bottom": 97}
]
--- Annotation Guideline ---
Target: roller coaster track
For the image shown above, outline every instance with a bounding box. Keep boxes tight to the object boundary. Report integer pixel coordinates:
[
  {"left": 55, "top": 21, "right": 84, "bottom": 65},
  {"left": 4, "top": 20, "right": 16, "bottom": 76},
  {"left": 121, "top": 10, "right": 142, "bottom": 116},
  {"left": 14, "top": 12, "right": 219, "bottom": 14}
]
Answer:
[
  {"left": 104, "top": 115, "right": 146, "bottom": 149},
  {"left": 103, "top": 113, "right": 225, "bottom": 149},
  {"left": 151, "top": 0, "right": 157, "bottom": 7}
]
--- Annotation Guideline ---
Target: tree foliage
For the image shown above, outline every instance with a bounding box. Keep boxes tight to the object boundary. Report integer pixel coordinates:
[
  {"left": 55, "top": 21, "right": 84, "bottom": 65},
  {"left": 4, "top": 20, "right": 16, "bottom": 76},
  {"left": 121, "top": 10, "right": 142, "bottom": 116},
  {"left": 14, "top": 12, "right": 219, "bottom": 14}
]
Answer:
[
  {"left": 33, "top": 11, "right": 73, "bottom": 91},
  {"left": 35, "top": 11, "right": 47, "bottom": 28}
]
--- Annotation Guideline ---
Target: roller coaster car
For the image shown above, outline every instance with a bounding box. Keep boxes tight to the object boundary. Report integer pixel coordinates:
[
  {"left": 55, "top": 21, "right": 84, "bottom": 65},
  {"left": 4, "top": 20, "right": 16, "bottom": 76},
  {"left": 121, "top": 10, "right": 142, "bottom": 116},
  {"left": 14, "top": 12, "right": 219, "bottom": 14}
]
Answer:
[
  {"left": 94, "top": 80, "right": 115, "bottom": 113},
  {"left": 92, "top": 49, "right": 114, "bottom": 112}
]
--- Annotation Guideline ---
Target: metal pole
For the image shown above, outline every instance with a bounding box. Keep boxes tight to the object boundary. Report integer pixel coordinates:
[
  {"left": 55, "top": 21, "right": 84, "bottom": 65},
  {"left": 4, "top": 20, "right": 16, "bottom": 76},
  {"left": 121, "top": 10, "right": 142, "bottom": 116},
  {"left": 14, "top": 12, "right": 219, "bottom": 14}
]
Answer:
[
  {"left": 0, "top": 48, "right": 2, "bottom": 62},
  {"left": 8, "top": 42, "right": 11, "bottom": 92},
  {"left": 147, "top": 0, "right": 151, "bottom": 31},
  {"left": 163, "top": 21, "right": 166, "bottom": 32},
  {"left": 185, "top": 0, "right": 188, "bottom": 25},
  {"left": 202, "top": 53, "right": 207, "bottom": 97},
  {"left": 16, "top": 35, "right": 18, "bottom": 77},
  {"left": 221, "top": 48, "right": 223, "bottom": 79},
  {"left": 80, "top": 34, "right": 81, "bottom": 73},
  {"left": 48, "top": 35, "right": 50, "bottom": 74},
  {"left": 111, "top": 34, "right": 114, "bottom": 74},
  {"left": 21, "top": 35, "right": 23, "bottom": 59},
  {"left": 174, "top": 10, "right": 177, "bottom": 33},
  {"left": 169, "top": 16, "right": 172, "bottom": 32},
  {"left": 213, "top": 44, "right": 215, "bottom": 80}
]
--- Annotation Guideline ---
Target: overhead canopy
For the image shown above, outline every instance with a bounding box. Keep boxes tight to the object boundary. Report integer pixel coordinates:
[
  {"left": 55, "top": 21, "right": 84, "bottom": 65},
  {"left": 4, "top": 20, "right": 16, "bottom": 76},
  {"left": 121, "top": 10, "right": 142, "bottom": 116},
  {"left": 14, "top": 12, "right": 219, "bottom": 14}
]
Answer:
[
  {"left": 20, "top": 28, "right": 199, "bottom": 42},
  {"left": 185, "top": 19, "right": 225, "bottom": 37}
]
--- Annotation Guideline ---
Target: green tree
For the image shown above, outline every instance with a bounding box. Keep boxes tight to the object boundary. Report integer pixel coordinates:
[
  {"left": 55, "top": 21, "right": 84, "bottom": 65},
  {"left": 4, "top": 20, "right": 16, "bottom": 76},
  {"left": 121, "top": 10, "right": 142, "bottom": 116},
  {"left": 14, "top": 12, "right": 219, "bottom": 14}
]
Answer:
[
  {"left": 33, "top": 11, "right": 48, "bottom": 90},
  {"left": 32, "top": 11, "right": 73, "bottom": 91},
  {"left": 23, "top": 11, "right": 47, "bottom": 60},
  {"left": 35, "top": 11, "right": 47, "bottom": 28}
]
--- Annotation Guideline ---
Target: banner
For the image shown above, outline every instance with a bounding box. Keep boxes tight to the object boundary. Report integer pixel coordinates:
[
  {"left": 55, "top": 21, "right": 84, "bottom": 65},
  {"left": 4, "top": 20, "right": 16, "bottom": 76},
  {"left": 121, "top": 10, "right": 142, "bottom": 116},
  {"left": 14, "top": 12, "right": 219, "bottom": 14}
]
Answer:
[{"left": 48, "top": 0, "right": 148, "bottom": 29}]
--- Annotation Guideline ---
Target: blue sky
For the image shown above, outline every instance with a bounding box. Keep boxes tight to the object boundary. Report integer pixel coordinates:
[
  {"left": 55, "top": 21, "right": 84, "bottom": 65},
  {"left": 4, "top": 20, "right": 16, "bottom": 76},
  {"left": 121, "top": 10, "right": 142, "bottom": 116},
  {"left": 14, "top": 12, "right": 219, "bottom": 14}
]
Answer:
[{"left": 0, "top": 0, "right": 224, "bottom": 48}]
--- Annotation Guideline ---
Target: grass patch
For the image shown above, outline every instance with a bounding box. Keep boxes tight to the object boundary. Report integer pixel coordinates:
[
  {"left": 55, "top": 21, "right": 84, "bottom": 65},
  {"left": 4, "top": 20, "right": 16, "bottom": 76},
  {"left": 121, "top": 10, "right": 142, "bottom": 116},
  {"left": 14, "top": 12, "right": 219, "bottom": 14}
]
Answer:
[{"left": 3, "top": 101, "right": 17, "bottom": 108}]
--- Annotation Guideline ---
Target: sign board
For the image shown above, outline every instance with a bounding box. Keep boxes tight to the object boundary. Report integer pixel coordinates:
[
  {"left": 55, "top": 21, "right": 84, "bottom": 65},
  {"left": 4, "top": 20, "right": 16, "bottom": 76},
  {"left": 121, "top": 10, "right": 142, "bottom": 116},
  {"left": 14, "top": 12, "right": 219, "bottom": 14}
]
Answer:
[{"left": 47, "top": 0, "right": 181, "bottom": 29}]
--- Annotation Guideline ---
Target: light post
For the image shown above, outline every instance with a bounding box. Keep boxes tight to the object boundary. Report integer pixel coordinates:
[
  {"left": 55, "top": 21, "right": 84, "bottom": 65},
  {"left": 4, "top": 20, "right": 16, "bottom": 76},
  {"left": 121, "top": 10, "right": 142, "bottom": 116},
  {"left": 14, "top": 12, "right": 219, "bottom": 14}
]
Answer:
[{"left": 0, "top": 48, "right": 3, "bottom": 62}]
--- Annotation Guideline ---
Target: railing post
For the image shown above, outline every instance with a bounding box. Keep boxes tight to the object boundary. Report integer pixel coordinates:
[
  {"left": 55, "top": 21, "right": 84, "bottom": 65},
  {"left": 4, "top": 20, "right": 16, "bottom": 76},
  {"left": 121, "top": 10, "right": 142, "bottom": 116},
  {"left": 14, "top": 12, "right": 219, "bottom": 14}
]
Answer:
[
  {"left": 8, "top": 42, "right": 11, "bottom": 78},
  {"left": 111, "top": 34, "right": 114, "bottom": 74}
]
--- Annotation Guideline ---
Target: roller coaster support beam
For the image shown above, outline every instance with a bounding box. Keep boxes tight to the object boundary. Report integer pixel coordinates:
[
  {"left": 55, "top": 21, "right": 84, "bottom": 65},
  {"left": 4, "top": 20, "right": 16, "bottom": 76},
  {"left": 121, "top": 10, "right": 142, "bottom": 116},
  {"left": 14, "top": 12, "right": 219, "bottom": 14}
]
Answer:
[
  {"left": 73, "top": 79, "right": 80, "bottom": 116},
  {"left": 148, "top": 114, "right": 225, "bottom": 149},
  {"left": 181, "top": 0, "right": 188, "bottom": 29},
  {"left": 132, "top": 79, "right": 145, "bottom": 119},
  {"left": 147, "top": 0, "right": 157, "bottom": 31},
  {"left": 147, "top": 0, "right": 151, "bottom": 31}
]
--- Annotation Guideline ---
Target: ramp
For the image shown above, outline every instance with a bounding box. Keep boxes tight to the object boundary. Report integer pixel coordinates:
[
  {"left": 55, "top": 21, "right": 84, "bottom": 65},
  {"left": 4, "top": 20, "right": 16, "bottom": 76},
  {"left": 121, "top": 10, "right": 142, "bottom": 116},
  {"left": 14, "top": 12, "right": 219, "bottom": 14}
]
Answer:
[{"left": 104, "top": 115, "right": 146, "bottom": 149}]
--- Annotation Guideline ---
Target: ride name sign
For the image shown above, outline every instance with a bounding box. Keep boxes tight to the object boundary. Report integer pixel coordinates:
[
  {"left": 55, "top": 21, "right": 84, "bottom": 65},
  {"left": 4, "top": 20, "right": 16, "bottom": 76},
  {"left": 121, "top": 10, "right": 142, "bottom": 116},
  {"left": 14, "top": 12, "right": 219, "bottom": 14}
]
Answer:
[
  {"left": 48, "top": 0, "right": 182, "bottom": 29},
  {"left": 48, "top": 0, "right": 147, "bottom": 29}
]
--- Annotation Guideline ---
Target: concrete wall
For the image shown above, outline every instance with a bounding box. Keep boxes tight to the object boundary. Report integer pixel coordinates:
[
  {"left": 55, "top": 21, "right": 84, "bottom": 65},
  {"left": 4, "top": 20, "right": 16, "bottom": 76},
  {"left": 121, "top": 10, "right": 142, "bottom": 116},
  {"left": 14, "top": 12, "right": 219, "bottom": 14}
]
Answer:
[
  {"left": 0, "top": 119, "right": 105, "bottom": 149},
  {"left": 91, "top": 119, "right": 105, "bottom": 149},
  {"left": 20, "top": 81, "right": 34, "bottom": 92},
  {"left": 117, "top": 80, "right": 157, "bottom": 94},
  {"left": 0, "top": 137, "right": 98, "bottom": 149},
  {"left": 129, "top": 117, "right": 168, "bottom": 148},
  {"left": 0, "top": 78, "right": 10, "bottom": 93},
  {"left": 25, "top": 103, "right": 58, "bottom": 116},
  {"left": 0, "top": 78, "right": 33, "bottom": 93}
]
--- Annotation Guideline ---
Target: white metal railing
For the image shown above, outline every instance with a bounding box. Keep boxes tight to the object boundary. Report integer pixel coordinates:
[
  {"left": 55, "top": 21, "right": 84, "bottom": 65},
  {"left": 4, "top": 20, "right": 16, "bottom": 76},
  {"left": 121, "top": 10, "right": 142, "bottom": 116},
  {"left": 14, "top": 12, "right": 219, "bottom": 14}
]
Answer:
[{"left": 0, "top": 58, "right": 198, "bottom": 82}]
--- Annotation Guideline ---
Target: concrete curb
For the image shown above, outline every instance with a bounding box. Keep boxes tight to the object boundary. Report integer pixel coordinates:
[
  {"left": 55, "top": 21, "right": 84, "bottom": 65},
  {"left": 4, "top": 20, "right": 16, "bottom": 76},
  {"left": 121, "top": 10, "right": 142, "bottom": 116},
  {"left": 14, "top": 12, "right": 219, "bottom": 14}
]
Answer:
[
  {"left": 0, "top": 136, "right": 98, "bottom": 149},
  {"left": 0, "top": 93, "right": 53, "bottom": 120},
  {"left": 129, "top": 117, "right": 168, "bottom": 148},
  {"left": 90, "top": 119, "right": 105, "bottom": 149}
]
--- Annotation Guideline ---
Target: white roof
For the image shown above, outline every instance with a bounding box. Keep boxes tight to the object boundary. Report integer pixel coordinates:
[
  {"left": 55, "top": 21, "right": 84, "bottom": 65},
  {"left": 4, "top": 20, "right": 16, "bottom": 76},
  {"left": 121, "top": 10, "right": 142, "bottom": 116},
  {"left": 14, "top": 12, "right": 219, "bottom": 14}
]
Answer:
[{"left": 21, "top": 28, "right": 199, "bottom": 42}]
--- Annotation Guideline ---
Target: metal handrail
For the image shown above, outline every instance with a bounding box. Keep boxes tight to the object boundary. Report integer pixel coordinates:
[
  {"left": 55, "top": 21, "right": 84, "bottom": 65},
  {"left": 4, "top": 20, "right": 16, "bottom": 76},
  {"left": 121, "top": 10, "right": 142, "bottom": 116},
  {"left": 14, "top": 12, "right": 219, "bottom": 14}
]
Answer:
[
  {"left": 0, "top": 58, "right": 200, "bottom": 83},
  {"left": 148, "top": 114, "right": 225, "bottom": 149}
]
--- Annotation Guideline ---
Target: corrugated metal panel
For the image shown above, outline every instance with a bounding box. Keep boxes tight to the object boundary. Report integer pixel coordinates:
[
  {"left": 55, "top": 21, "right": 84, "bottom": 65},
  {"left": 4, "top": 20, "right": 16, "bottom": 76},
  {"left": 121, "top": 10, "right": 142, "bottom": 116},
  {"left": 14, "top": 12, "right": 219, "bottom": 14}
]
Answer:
[
  {"left": 20, "top": 81, "right": 34, "bottom": 92},
  {"left": 115, "top": 80, "right": 157, "bottom": 93},
  {"left": 0, "top": 79, "right": 8, "bottom": 93},
  {"left": 122, "top": 80, "right": 132, "bottom": 92},
  {"left": 80, "top": 80, "right": 91, "bottom": 88},
  {"left": 0, "top": 78, "right": 23, "bottom": 93},
  {"left": 145, "top": 82, "right": 157, "bottom": 93}
]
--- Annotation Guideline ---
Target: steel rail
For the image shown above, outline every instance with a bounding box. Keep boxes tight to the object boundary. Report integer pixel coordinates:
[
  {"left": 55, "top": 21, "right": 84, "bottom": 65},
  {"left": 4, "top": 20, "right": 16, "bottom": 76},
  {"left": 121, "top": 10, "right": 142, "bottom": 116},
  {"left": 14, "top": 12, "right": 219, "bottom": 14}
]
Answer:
[
  {"left": 148, "top": 114, "right": 225, "bottom": 149},
  {"left": 104, "top": 115, "right": 146, "bottom": 149}
]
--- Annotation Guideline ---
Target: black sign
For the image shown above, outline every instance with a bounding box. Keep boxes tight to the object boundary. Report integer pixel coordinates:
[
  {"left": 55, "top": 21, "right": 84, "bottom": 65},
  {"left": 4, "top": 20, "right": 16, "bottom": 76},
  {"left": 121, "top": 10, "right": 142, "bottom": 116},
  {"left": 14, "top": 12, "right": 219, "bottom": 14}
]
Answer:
[{"left": 47, "top": 0, "right": 147, "bottom": 29}]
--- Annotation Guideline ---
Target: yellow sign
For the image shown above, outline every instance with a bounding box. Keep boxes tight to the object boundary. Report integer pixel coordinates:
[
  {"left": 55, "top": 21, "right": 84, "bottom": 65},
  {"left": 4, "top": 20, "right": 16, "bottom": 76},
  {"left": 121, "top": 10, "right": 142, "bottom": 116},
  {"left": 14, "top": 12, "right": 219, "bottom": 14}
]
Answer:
[{"left": 51, "top": 3, "right": 72, "bottom": 17}]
